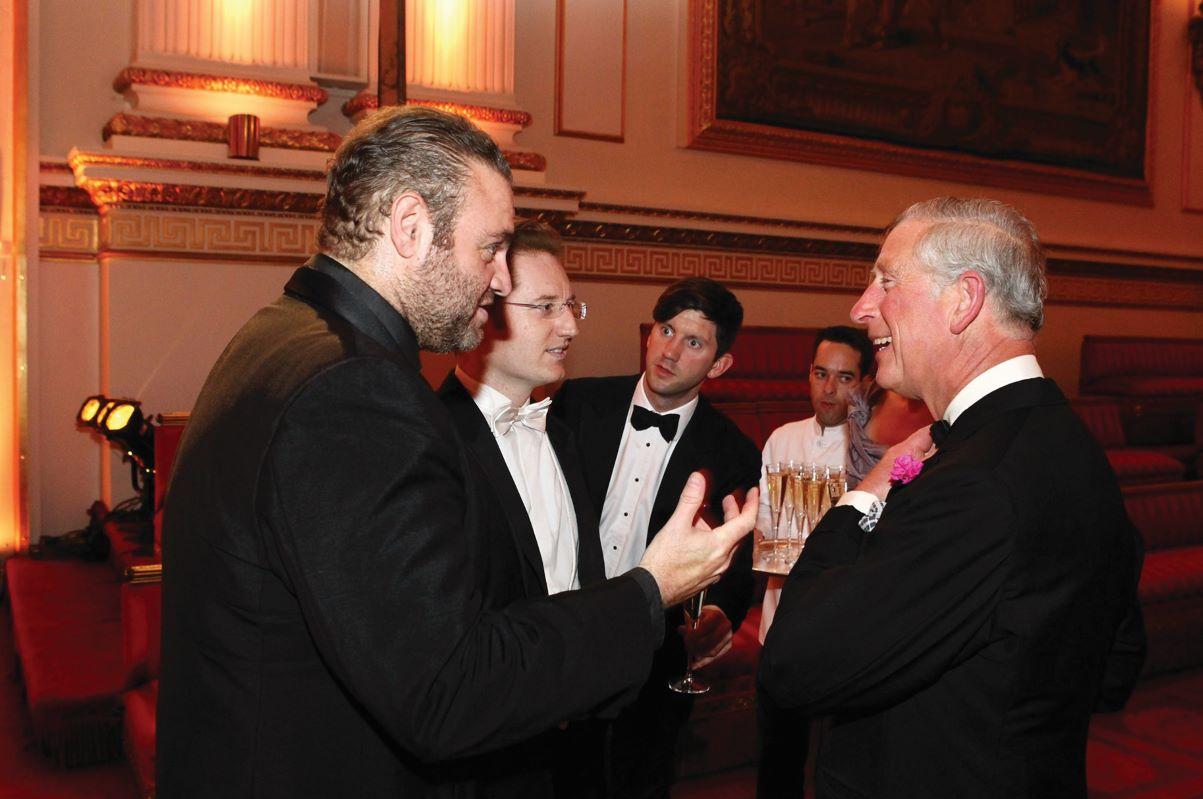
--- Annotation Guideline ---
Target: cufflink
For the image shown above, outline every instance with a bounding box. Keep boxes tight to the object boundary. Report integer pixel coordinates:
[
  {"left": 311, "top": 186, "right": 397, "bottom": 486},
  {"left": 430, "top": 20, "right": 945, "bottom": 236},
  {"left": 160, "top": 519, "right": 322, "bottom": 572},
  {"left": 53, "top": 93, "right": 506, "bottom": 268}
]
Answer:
[{"left": 858, "top": 500, "right": 886, "bottom": 533}]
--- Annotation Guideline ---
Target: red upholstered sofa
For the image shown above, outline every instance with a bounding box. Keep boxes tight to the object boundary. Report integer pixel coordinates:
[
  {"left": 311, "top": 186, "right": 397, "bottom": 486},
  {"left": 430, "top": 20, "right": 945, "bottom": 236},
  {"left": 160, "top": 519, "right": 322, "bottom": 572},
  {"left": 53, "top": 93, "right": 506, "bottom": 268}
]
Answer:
[
  {"left": 1080, "top": 336, "right": 1203, "bottom": 399},
  {"left": 1124, "top": 481, "right": 1203, "bottom": 677},
  {"left": 1079, "top": 336, "right": 1203, "bottom": 459},
  {"left": 1071, "top": 399, "right": 1188, "bottom": 484},
  {"left": 2, "top": 414, "right": 180, "bottom": 780}
]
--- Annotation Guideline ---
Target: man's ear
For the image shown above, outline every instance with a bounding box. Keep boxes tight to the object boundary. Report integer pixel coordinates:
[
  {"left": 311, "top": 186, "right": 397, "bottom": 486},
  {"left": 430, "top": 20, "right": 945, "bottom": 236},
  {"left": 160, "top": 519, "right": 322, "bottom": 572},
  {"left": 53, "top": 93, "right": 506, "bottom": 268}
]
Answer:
[
  {"left": 707, "top": 352, "right": 734, "bottom": 380},
  {"left": 389, "top": 190, "right": 432, "bottom": 262},
  {"left": 950, "top": 269, "right": 987, "bottom": 335}
]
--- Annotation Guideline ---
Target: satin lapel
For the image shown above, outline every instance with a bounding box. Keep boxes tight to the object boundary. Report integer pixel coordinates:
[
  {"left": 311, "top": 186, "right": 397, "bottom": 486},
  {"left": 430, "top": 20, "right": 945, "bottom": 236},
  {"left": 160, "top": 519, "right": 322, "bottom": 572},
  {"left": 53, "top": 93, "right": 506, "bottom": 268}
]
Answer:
[
  {"left": 548, "top": 420, "right": 606, "bottom": 587},
  {"left": 284, "top": 259, "right": 413, "bottom": 365},
  {"left": 437, "top": 376, "right": 548, "bottom": 593},
  {"left": 650, "top": 406, "right": 713, "bottom": 545},
  {"left": 577, "top": 378, "right": 635, "bottom": 516}
]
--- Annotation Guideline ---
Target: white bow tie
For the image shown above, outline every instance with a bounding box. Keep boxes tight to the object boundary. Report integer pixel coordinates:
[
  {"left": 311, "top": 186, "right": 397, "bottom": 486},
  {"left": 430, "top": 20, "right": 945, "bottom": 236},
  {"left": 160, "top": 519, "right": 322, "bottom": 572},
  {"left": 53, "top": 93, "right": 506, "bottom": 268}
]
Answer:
[{"left": 491, "top": 397, "right": 552, "bottom": 437}]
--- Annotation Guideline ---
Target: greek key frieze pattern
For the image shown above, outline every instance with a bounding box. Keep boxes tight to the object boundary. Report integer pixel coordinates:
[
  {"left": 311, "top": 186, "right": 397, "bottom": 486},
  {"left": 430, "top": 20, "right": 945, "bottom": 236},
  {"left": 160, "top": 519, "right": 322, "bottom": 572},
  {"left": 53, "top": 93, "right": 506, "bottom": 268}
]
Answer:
[
  {"left": 39, "top": 213, "right": 99, "bottom": 254},
  {"left": 561, "top": 241, "right": 871, "bottom": 292},
  {"left": 560, "top": 240, "right": 1203, "bottom": 311},
  {"left": 102, "top": 210, "right": 318, "bottom": 257}
]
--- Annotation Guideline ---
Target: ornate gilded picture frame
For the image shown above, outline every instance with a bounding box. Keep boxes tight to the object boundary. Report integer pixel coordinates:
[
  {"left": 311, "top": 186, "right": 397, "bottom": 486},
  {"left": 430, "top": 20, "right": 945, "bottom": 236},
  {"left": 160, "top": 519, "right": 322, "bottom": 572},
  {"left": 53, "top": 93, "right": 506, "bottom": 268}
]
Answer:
[{"left": 687, "top": 0, "right": 1152, "bottom": 205}]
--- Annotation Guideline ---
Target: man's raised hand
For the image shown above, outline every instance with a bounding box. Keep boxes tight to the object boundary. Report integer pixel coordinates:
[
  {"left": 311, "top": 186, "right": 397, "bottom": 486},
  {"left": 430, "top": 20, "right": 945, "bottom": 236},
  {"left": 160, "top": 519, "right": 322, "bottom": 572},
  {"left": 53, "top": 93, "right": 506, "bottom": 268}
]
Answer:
[{"left": 638, "top": 472, "right": 758, "bottom": 608}]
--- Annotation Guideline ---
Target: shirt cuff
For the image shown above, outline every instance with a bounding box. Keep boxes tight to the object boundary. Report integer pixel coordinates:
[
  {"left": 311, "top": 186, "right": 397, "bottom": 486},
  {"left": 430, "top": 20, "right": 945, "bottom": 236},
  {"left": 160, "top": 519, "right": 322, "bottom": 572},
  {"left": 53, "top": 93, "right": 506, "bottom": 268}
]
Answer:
[
  {"left": 839, "top": 489, "right": 880, "bottom": 516},
  {"left": 627, "top": 567, "right": 665, "bottom": 645}
]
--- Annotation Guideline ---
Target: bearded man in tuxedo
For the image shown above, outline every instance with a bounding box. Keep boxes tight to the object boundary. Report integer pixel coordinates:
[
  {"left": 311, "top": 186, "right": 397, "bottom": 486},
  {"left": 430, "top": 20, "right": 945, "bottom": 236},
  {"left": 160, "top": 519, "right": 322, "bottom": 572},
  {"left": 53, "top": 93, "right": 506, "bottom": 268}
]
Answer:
[{"left": 759, "top": 198, "right": 1145, "bottom": 799}]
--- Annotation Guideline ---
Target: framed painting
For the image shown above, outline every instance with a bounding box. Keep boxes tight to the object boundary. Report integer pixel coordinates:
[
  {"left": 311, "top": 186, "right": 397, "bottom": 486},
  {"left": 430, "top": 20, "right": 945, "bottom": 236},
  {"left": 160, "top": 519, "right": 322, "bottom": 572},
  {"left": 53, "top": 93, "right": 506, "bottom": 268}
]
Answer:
[{"left": 687, "top": 0, "right": 1152, "bottom": 205}]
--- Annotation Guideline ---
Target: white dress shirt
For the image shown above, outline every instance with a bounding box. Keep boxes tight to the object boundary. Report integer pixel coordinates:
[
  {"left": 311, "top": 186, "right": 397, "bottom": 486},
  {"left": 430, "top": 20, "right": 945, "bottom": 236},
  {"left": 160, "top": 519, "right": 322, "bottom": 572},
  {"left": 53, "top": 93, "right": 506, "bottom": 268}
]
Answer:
[
  {"left": 456, "top": 367, "right": 580, "bottom": 594},
  {"left": 598, "top": 374, "right": 699, "bottom": 579},
  {"left": 838, "top": 354, "right": 1045, "bottom": 517},
  {"left": 757, "top": 416, "right": 848, "bottom": 641}
]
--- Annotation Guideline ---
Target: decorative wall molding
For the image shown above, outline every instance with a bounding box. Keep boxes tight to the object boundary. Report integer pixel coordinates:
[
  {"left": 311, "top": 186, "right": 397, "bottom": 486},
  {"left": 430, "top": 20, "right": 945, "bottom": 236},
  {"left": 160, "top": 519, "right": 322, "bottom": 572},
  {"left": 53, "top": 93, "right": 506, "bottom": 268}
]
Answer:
[
  {"left": 68, "top": 152, "right": 326, "bottom": 181},
  {"left": 1190, "top": 3, "right": 1203, "bottom": 107},
  {"left": 560, "top": 238, "right": 1203, "bottom": 311},
  {"left": 561, "top": 240, "right": 871, "bottom": 293},
  {"left": 100, "top": 209, "right": 318, "bottom": 261},
  {"left": 114, "top": 67, "right": 328, "bottom": 104},
  {"left": 39, "top": 212, "right": 99, "bottom": 257},
  {"left": 80, "top": 179, "right": 322, "bottom": 215},
  {"left": 555, "top": 0, "right": 626, "bottom": 142},
  {"left": 341, "top": 94, "right": 542, "bottom": 170},
  {"left": 557, "top": 219, "right": 878, "bottom": 260},
  {"left": 577, "top": 202, "right": 881, "bottom": 238},
  {"left": 39, "top": 186, "right": 96, "bottom": 212},
  {"left": 104, "top": 113, "right": 341, "bottom": 152}
]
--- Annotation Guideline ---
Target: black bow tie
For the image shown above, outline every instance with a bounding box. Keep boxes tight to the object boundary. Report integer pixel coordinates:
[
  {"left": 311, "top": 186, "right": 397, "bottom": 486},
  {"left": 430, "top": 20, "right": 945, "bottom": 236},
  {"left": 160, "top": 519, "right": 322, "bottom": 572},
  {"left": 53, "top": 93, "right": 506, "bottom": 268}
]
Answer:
[
  {"left": 930, "top": 419, "right": 952, "bottom": 447},
  {"left": 630, "top": 405, "right": 680, "bottom": 443}
]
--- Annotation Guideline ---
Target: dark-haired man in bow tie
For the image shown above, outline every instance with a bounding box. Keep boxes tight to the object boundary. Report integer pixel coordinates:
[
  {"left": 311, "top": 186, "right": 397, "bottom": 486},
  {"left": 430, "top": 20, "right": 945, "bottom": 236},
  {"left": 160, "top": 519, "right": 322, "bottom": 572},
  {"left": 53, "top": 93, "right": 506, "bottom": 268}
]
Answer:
[
  {"left": 759, "top": 198, "right": 1146, "bottom": 798},
  {"left": 553, "top": 277, "right": 762, "bottom": 798}
]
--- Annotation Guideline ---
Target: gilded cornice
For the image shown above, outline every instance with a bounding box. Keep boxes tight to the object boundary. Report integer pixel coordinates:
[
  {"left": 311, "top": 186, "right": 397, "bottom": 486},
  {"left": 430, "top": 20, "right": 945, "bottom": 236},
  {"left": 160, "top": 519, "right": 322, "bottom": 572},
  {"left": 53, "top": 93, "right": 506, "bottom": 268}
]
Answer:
[
  {"left": 577, "top": 202, "right": 881, "bottom": 237},
  {"left": 67, "top": 152, "right": 325, "bottom": 181},
  {"left": 502, "top": 150, "right": 547, "bottom": 172},
  {"left": 104, "top": 113, "right": 340, "bottom": 152},
  {"left": 341, "top": 91, "right": 378, "bottom": 120},
  {"left": 80, "top": 179, "right": 322, "bottom": 214},
  {"left": 343, "top": 94, "right": 532, "bottom": 128},
  {"left": 113, "top": 67, "right": 328, "bottom": 104},
  {"left": 39, "top": 185, "right": 96, "bottom": 211}
]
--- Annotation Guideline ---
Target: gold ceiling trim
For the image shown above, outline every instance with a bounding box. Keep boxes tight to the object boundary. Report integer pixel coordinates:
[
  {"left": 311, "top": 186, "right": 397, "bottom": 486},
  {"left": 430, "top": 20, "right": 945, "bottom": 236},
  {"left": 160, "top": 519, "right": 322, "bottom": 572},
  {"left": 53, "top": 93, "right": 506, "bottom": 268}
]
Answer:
[
  {"left": 113, "top": 67, "right": 327, "bottom": 104},
  {"left": 67, "top": 152, "right": 325, "bottom": 181},
  {"left": 104, "top": 113, "right": 340, "bottom": 152}
]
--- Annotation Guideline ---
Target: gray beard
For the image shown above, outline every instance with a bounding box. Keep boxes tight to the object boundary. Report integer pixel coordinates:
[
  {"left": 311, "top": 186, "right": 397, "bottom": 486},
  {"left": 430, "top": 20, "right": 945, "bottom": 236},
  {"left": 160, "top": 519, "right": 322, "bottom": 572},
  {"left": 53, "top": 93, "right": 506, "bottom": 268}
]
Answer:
[{"left": 399, "top": 245, "right": 484, "bottom": 354}]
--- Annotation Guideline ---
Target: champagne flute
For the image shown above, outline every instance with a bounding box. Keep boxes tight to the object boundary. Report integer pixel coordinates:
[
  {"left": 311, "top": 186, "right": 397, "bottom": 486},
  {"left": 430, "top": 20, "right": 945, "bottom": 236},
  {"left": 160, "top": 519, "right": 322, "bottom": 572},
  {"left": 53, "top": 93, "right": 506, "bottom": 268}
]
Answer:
[
  {"left": 827, "top": 465, "right": 847, "bottom": 505},
  {"left": 668, "top": 589, "right": 711, "bottom": 695},
  {"left": 803, "top": 463, "right": 824, "bottom": 536}
]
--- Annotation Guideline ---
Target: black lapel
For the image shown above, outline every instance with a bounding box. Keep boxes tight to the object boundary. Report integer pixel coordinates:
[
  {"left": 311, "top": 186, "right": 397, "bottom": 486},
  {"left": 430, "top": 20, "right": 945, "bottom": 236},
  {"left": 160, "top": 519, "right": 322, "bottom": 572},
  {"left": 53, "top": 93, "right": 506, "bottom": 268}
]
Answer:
[
  {"left": 548, "top": 419, "right": 606, "bottom": 587},
  {"left": 284, "top": 254, "right": 420, "bottom": 370},
  {"left": 943, "top": 378, "right": 1063, "bottom": 449},
  {"left": 577, "top": 376, "right": 639, "bottom": 516},
  {"left": 649, "top": 398, "right": 718, "bottom": 544},
  {"left": 436, "top": 374, "right": 548, "bottom": 594}
]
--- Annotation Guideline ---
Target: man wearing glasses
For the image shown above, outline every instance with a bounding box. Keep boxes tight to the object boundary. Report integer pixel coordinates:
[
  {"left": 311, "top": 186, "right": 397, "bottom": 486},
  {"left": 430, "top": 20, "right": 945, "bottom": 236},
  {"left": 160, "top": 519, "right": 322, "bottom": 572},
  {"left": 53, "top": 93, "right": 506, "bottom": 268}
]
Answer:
[{"left": 439, "top": 219, "right": 601, "bottom": 795}]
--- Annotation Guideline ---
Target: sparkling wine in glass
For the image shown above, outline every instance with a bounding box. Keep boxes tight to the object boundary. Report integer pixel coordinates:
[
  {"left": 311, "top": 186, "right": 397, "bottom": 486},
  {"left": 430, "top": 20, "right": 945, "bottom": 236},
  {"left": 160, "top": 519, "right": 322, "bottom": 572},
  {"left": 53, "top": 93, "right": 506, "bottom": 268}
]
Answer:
[
  {"left": 668, "top": 590, "right": 710, "bottom": 695},
  {"left": 766, "top": 463, "right": 785, "bottom": 535},
  {"left": 803, "top": 463, "right": 824, "bottom": 533}
]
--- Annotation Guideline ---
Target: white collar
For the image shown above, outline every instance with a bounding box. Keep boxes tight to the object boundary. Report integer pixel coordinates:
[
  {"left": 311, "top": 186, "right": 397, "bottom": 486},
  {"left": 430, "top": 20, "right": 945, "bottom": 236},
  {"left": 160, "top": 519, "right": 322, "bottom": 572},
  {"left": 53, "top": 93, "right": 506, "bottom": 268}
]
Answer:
[
  {"left": 633, "top": 373, "right": 698, "bottom": 441},
  {"left": 455, "top": 366, "right": 531, "bottom": 418},
  {"left": 944, "top": 355, "right": 1043, "bottom": 425}
]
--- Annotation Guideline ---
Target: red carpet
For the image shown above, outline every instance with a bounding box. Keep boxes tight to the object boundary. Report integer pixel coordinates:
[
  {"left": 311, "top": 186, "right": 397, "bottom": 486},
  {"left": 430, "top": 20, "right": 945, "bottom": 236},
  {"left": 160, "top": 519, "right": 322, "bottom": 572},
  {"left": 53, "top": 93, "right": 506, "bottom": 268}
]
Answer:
[
  {"left": 0, "top": 592, "right": 137, "bottom": 799},
  {"left": 674, "top": 670, "right": 1203, "bottom": 799}
]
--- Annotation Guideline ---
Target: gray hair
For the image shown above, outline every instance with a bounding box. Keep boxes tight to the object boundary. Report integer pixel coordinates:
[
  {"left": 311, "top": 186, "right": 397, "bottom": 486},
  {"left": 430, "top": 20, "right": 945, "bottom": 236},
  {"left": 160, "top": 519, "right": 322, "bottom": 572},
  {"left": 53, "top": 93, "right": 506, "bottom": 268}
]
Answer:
[
  {"left": 317, "top": 106, "right": 512, "bottom": 263},
  {"left": 892, "top": 197, "right": 1047, "bottom": 332}
]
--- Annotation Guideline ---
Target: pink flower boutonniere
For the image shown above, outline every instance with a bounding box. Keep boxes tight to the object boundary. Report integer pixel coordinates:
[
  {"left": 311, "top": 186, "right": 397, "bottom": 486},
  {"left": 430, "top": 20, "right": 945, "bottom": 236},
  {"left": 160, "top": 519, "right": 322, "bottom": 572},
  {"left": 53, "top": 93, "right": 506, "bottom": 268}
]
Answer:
[{"left": 889, "top": 454, "right": 924, "bottom": 485}]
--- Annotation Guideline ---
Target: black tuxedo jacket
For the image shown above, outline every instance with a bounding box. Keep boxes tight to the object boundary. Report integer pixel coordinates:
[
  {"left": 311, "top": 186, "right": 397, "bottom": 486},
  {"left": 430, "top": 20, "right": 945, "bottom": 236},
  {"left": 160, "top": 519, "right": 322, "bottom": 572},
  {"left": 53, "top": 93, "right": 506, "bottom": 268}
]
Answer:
[
  {"left": 759, "top": 378, "right": 1146, "bottom": 799},
  {"left": 158, "top": 255, "right": 660, "bottom": 798},
  {"left": 552, "top": 374, "right": 762, "bottom": 662},
  {"left": 437, "top": 372, "right": 607, "bottom": 601}
]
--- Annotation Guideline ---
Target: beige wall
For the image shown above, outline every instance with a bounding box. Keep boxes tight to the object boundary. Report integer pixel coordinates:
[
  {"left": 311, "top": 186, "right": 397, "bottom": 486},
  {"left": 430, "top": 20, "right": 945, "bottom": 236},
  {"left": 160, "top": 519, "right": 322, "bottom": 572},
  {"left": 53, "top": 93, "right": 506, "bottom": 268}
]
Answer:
[{"left": 26, "top": 0, "right": 1203, "bottom": 540}]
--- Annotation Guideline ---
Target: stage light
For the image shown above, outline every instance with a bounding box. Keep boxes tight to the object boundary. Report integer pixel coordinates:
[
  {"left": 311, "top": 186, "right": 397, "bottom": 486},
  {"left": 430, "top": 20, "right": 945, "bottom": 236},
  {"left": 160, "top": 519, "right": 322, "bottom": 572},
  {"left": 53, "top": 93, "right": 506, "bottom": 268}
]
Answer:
[
  {"left": 77, "top": 395, "right": 106, "bottom": 427},
  {"left": 74, "top": 395, "right": 157, "bottom": 519}
]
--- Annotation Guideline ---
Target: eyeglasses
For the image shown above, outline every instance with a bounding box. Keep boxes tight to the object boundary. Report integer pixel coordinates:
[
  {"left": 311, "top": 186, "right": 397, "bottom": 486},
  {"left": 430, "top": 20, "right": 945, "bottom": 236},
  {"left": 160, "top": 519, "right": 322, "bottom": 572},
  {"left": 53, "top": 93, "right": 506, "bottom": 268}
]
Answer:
[{"left": 500, "top": 299, "right": 588, "bottom": 320}]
